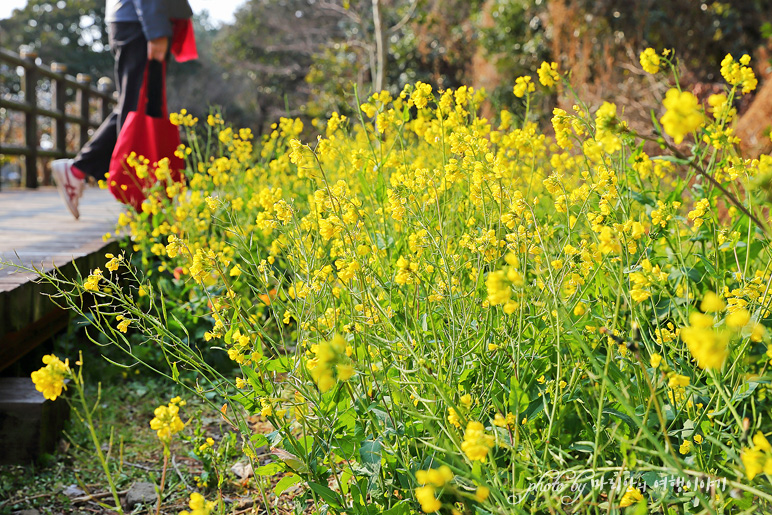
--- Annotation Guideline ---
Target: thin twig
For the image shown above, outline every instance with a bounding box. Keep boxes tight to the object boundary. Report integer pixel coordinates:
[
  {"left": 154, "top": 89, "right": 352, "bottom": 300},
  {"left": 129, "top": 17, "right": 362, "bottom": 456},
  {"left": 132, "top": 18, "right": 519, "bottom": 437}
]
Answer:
[
  {"left": 388, "top": 0, "right": 418, "bottom": 34},
  {"left": 124, "top": 461, "right": 160, "bottom": 472},
  {"left": 72, "top": 489, "right": 130, "bottom": 504},
  {"left": 171, "top": 453, "right": 194, "bottom": 491},
  {"left": 0, "top": 491, "right": 56, "bottom": 508},
  {"left": 232, "top": 501, "right": 259, "bottom": 515}
]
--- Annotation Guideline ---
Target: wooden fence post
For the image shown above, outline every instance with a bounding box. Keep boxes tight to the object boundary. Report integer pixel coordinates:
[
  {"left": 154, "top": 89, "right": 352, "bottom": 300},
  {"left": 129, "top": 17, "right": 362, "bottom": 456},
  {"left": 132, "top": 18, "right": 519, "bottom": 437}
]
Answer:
[
  {"left": 98, "top": 77, "right": 114, "bottom": 123},
  {"left": 76, "top": 73, "right": 91, "bottom": 150},
  {"left": 21, "top": 47, "right": 38, "bottom": 189},
  {"left": 49, "top": 62, "right": 68, "bottom": 187}
]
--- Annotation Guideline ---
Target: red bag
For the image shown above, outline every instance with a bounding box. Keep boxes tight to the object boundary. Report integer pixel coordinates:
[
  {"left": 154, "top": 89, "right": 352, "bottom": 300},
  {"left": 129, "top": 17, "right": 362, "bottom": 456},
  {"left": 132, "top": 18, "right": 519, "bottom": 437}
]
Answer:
[
  {"left": 108, "top": 61, "right": 185, "bottom": 212},
  {"left": 171, "top": 19, "right": 198, "bottom": 62}
]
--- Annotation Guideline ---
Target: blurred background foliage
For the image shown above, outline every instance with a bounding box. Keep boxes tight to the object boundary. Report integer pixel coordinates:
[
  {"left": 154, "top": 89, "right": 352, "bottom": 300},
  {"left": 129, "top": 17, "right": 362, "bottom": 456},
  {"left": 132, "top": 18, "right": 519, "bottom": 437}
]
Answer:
[{"left": 2, "top": 0, "right": 772, "bottom": 135}]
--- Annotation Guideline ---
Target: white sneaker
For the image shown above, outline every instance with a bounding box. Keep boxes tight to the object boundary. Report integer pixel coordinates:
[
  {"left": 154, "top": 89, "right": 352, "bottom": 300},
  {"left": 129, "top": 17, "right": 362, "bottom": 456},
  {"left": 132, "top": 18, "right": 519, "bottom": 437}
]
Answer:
[{"left": 52, "top": 159, "right": 85, "bottom": 220}]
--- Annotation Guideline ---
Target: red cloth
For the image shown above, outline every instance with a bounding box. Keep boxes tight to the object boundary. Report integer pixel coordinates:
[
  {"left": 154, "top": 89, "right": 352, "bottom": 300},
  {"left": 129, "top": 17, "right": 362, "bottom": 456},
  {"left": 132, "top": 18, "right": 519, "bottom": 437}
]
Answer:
[
  {"left": 107, "top": 62, "right": 185, "bottom": 211},
  {"left": 171, "top": 19, "right": 198, "bottom": 62}
]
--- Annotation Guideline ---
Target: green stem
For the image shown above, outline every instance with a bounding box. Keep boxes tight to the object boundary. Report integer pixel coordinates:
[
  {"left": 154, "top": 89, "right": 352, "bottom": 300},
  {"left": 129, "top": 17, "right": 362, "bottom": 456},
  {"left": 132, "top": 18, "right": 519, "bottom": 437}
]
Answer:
[
  {"left": 156, "top": 450, "right": 169, "bottom": 515},
  {"left": 75, "top": 374, "right": 124, "bottom": 513}
]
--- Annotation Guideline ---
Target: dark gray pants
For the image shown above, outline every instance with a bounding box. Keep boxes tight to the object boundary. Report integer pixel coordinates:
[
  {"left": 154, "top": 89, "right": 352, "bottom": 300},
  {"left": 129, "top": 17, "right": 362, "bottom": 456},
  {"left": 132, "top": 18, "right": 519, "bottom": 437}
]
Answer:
[{"left": 73, "top": 22, "right": 164, "bottom": 180}]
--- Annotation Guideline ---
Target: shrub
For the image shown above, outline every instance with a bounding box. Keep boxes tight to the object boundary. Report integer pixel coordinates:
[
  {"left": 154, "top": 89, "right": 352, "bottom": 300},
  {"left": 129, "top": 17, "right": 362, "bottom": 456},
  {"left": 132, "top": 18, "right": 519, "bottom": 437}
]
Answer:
[{"left": 41, "top": 49, "right": 772, "bottom": 513}]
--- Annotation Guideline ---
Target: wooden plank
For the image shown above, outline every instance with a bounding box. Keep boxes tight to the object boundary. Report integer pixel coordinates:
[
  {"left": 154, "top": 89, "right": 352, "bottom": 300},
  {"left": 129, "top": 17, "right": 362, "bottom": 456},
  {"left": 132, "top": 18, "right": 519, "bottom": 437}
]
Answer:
[
  {"left": 0, "top": 377, "right": 70, "bottom": 464},
  {"left": 0, "top": 187, "right": 124, "bottom": 370},
  {"left": 0, "top": 307, "right": 69, "bottom": 370},
  {"left": 0, "top": 187, "right": 122, "bottom": 285}
]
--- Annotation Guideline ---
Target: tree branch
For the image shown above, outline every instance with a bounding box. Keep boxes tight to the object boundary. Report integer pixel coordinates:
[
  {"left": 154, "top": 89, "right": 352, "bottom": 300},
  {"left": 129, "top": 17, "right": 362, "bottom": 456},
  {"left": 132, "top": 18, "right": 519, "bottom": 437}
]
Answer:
[{"left": 388, "top": 0, "right": 418, "bottom": 34}]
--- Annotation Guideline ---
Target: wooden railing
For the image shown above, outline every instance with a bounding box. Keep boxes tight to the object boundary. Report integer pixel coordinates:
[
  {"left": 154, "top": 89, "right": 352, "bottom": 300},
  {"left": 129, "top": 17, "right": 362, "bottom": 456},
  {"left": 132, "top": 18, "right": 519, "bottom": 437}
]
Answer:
[{"left": 0, "top": 47, "right": 116, "bottom": 189}]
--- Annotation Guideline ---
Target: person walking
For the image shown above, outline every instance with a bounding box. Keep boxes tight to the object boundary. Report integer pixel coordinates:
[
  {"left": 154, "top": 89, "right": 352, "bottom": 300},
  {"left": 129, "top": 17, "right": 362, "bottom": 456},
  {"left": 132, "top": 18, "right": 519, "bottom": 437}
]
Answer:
[{"left": 52, "top": 0, "right": 195, "bottom": 219}]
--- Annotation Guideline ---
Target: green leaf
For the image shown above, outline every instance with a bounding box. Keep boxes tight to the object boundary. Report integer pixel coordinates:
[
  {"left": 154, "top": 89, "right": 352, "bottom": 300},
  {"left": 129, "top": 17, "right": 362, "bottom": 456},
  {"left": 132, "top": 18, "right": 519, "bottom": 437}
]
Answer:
[
  {"left": 254, "top": 462, "right": 284, "bottom": 476},
  {"left": 274, "top": 474, "right": 302, "bottom": 496},
  {"left": 630, "top": 189, "right": 655, "bottom": 207},
  {"left": 266, "top": 357, "right": 291, "bottom": 372},
  {"left": 308, "top": 482, "right": 342, "bottom": 508},
  {"left": 250, "top": 433, "right": 268, "bottom": 447},
  {"left": 340, "top": 467, "right": 353, "bottom": 495},
  {"left": 568, "top": 441, "right": 595, "bottom": 453},
  {"left": 736, "top": 240, "right": 765, "bottom": 266},
  {"left": 731, "top": 381, "right": 759, "bottom": 403},
  {"left": 509, "top": 375, "right": 529, "bottom": 413},
  {"left": 382, "top": 501, "right": 411, "bottom": 515},
  {"left": 602, "top": 408, "right": 635, "bottom": 430},
  {"left": 695, "top": 253, "right": 717, "bottom": 279},
  {"left": 223, "top": 307, "right": 240, "bottom": 345},
  {"left": 241, "top": 365, "right": 266, "bottom": 395},
  {"left": 359, "top": 439, "right": 382, "bottom": 476}
]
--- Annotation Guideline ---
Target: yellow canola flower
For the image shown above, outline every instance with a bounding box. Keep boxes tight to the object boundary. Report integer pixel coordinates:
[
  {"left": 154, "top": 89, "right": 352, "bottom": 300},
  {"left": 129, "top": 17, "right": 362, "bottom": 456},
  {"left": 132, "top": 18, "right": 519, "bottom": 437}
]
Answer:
[
  {"left": 552, "top": 108, "right": 573, "bottom": 149},
  {"left": 179, "top": 492, "right": 217, "bottom": 515},
  {"left": 726, "top": 308, "right": 750, "bottom": 328},
  {"left": 83, "top": 268, "right": 103, "bottom": 292},
  {"left": 416, "top": 466, "right": 453, "bottom": 487},
  {"left": 105, "top": 253, "right": 123, "bottom": 272},
  {"left": 681, "top": 312, "right": 729, "bottom": 370},
  {"left": 150, "top": 397, "right": 186, "bottom": 444},
  {"left": 198, "top": 437, "right": 215, "bottom": 452},
  {"left": 688, "top": 198, "right": 710, "bottom": 228},
  {"left": 169, "top": 108, "right": 198, "bottom": 127},
  {"left": 660, "top": 88, "right": 704, "bottom": 145},
  {"left": 475, "top": 486, "right": 490, "bottom": 502},
  {"left": 619, "top": 486, "right": 644, "bottom": 507},
  {"left": 448, "top": 407, "right": 461, "bottom": 428},
  {"left": 31, "top": 354, "right": 70, "bottom": 401},
  {"left": 116, "top": 315, "right": 130, "bottom": 333},
  {"left": 461, "top": 421, "right": 494, "bottom": 462},
  {"left": 708, "top": 93, "right": 735, "bottom": 121},
  {"left": 742, "top": 447, "right": 772, "bottom": 480},
  {"left": 513, "top": 76, "right": 535, "bottom": 98},
  {"left": 700, "top": 291, "right": 725, "bottom": 313},
  {"left": 486, "top": 254, "right": 523, "bottom": 311},
  {"left": 594, "top": 102, "right": 622, "bottom": 153},
  {"left": 415, "top": 485, "right": 441, "bottom": 513},
  {"left": 742, "top": 433, "right": 772, "bottom": 480},
  {"left": 537, "top": 61, "right": 559, "bottom": 87},
  {"left": 720, "top": 53, "right": 757, "bottom": 94},
  {"left": 668, "top": 374, "right": 690, "bottom": 388},
  {"left": 410, "top": 82, "right": 433, "bottom": 109},
  {"left": 492, "top": 412, "right": 516, "bottom": 428},
  {"left": 639, "top": 48, "right": 660, "bottom": 74},
  {"left": 754, "top": 432, "right": 772, "bottom": 452},
  {"left": 307, "top": 334, "right": 354, "bottom": 392}
]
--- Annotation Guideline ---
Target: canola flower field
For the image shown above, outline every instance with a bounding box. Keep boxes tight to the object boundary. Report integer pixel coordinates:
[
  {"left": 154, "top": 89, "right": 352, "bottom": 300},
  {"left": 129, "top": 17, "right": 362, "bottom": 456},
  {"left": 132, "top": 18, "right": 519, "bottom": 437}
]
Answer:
[{"left": 32, "top": 49, "right": 772, "bottom": 514}]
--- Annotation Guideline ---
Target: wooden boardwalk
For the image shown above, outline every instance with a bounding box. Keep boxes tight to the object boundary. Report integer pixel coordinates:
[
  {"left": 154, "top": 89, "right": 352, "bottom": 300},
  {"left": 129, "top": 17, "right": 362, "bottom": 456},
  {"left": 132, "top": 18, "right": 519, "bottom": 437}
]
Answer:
[{"left": 0, "top": 187, "right": 124, "bottom": 371}]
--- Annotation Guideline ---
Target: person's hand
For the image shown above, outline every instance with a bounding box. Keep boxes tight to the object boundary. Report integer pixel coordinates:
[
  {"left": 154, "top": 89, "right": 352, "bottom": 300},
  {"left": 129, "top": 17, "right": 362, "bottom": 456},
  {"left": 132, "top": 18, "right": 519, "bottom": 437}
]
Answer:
[{"left": 148, "top": 37, "right": 169, "bottom": 61}]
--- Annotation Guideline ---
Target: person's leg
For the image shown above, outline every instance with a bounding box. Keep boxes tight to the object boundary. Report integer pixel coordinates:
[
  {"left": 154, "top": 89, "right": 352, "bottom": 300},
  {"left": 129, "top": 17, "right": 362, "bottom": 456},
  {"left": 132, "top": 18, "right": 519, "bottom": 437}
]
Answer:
[
  {"left": 54, "top": 23, "right": 147, "bottom": 219},
  {"left": 72, "top": 24, "right": 148, "bottom": 181}
]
